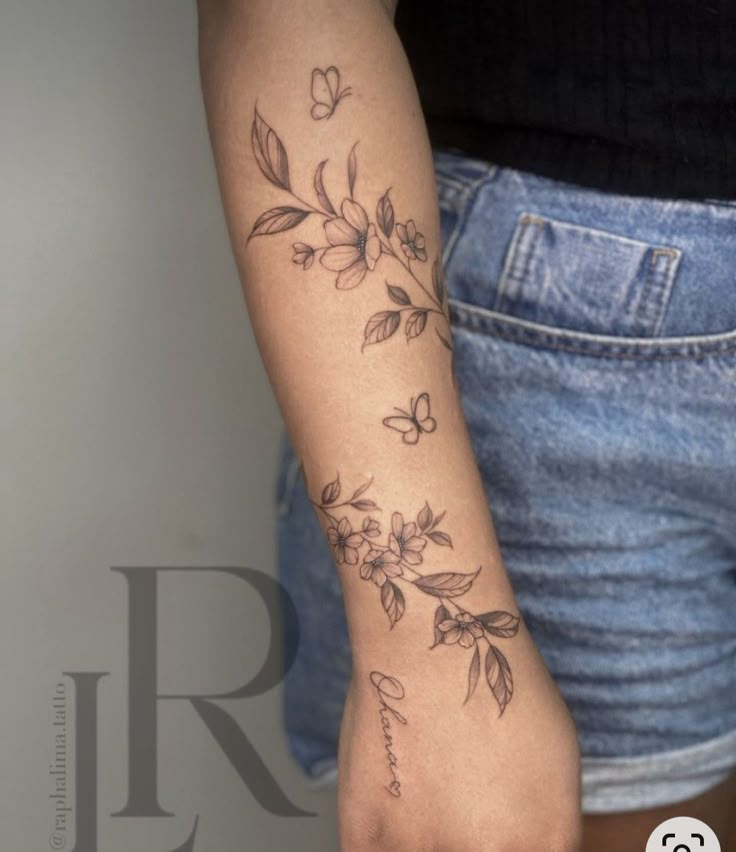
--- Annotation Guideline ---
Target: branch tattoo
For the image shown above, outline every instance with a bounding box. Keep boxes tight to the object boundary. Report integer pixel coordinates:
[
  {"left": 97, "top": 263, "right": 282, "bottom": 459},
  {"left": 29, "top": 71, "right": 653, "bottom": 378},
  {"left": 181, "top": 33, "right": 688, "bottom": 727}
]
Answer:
[
  {"left": 313, "top": 474, "right": 518, "bottom": 716},
  {"left": 248, "top": 71, "right": 518, "bottom": 794},
  {"left": 248, "top": 90, "right": 453, "bottom": 355}
]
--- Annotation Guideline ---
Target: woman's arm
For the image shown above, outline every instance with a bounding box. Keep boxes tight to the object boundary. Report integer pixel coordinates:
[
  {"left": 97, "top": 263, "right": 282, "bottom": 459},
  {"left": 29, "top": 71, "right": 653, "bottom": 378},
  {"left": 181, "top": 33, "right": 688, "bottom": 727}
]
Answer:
[{"left": 197, "top": 1, "right": 581, "bottom": 848}]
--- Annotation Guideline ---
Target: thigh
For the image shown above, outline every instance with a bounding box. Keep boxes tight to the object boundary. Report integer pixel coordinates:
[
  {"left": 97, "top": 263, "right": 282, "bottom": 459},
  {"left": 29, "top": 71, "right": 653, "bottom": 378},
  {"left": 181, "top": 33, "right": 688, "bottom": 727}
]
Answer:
[
  {"left": 436, "top": 151, "right": 736, "bottom": 817},
  {"left": 275, "top": 149, "right": 736, "bottom": 817},
  {"left": 582, "top": 771, "right": 736, "bottom": 852},
  {"left": 275, "top": 434, "right": 351, "bottom": 783}
]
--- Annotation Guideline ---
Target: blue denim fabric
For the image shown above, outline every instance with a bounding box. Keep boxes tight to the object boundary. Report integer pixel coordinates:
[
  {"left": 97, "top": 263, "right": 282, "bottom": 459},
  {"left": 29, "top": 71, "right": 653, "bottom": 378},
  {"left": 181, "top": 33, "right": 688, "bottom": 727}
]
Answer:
[{"left": 276, "top": 149, "right": 736, "bottom": 811}]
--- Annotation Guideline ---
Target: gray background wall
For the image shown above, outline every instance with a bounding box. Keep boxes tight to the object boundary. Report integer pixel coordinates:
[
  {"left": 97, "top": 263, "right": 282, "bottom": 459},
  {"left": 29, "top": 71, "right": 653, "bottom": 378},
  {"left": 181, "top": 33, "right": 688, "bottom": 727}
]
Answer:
[{"left": 2, "top": 1, "right": 338, "bottom": 849}]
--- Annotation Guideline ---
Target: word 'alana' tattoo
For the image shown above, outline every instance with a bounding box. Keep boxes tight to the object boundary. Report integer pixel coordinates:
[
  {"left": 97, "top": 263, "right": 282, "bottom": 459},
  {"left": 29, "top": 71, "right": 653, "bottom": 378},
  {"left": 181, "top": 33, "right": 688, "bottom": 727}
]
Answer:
[
  {"left": 370, "top": 671, "right": 407, "bottom": 798},
  {"left": 310, "top": 66, "right": 351, "bottom": 120},
  {"left": 313, "top": 475, "right": 519, "bottom": 715},
  {"left": 383, "top": 391, "right": 436, "bottom": 445},
  {"left": 248, "top": 107, "right": 453, "bottom": 355}
]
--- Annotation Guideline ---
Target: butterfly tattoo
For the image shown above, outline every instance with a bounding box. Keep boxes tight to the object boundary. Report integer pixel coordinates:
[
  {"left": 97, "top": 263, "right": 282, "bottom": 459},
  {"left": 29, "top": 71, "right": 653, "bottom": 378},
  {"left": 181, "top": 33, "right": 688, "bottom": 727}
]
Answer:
[
  {"left": 382, "top": 392, "right": 437, "bottom": 445},
  {"left": 310, "top": 66, "right": 352, "bottom": 120}
]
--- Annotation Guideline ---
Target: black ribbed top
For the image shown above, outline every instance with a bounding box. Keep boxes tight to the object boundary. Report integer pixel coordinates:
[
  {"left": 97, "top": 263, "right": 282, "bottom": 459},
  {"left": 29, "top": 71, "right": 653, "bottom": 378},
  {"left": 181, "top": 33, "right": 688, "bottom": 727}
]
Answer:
[{"left": 396, "top": 0, "right": 736, "bottom": 199}]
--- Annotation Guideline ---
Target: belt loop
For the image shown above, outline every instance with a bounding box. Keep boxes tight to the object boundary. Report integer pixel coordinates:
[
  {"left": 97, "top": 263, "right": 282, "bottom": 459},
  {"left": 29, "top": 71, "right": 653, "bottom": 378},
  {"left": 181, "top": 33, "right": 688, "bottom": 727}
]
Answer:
[{"left": 633, "top": 247, "right": 682, "bottom": 337}]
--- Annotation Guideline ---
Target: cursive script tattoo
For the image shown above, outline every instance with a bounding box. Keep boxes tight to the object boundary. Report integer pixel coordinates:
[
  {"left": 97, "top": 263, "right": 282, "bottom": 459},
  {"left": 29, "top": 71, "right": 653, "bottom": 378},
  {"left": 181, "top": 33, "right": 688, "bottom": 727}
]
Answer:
[
  {"left": 310, "top": 66, "right": 352, "bottom": 120},
  {"left": 313, "top": 474, "right": 519, "bottom": 715},
  {"left": 370, "top": 671, "right": 407, "bottom": 797},
  {"left": 383, "top": 391, "right": 437, "bottom": 445},
  {"left": 247, "top": 107, "right": 454, "bottom": 357}
]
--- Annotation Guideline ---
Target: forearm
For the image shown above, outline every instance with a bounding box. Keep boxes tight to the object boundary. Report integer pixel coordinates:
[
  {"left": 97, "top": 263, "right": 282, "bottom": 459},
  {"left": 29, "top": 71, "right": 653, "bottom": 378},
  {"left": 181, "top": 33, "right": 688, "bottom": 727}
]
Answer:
[
  {"left": 198, "top": 5, "right": 583, "bottom": 847},
  {"left": 198, "top": 0, "right": 521, "bottom": 700},
  {"left": 200, "top": 6, "right": 581, "bottom": 845}
]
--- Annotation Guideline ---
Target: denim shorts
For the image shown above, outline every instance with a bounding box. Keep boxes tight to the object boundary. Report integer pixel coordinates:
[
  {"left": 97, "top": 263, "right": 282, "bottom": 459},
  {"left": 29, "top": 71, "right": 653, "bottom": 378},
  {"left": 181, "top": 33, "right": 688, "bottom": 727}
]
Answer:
[{"left": 275, "top": 149, "right": 736, "bottom": 813}]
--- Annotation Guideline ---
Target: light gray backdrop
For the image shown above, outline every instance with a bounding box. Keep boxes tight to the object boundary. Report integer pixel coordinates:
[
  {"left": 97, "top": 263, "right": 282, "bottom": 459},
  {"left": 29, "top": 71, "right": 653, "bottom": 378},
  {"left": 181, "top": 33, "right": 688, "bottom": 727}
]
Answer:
[{"left": 2, "top": 1, "right": 338, "bottom": 849}]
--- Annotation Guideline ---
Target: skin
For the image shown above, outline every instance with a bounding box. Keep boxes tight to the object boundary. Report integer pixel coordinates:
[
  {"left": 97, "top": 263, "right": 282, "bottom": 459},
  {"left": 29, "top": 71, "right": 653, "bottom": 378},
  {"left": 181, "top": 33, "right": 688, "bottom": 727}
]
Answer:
[{"left": 197, "top": 0, "right": 731, "bottom": 848}]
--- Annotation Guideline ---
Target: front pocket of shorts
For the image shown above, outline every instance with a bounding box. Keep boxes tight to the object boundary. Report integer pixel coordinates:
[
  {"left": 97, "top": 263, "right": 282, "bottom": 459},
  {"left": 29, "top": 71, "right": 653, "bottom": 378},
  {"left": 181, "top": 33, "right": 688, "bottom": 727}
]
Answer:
[
  {"left": 494, "top": 212, "right": 683, "bottom": 338},
  {"left": 434, "top": 169, "right": 465, "bottom": 261},
  {"left": 450, "top": 298, "right": 736, "bottom": 361}
]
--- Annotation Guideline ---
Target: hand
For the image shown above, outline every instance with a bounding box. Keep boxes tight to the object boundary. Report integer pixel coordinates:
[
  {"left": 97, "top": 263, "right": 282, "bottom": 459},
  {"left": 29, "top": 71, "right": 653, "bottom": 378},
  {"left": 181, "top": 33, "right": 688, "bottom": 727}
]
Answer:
[{"left": 337, "top": 629, "right": 582, "bottom": 852}]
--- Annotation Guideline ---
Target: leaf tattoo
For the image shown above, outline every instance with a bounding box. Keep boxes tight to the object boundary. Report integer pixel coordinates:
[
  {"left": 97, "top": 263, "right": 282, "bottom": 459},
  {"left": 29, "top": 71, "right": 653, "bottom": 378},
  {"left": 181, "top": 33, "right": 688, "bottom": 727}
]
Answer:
[
  {"left": 436, "top": 329, "right": 453, "bottom": 351},
  {"left": 363, "top": 311, "right": 401, "bottom": 349},
  {"left": 321, "top": 474, "right": 341, "bottom": 505},
  {"left": 387, "top": 284, "right": 411, "bottom": 306},
  {"left": 466, "top": 645, "right": 481, "bottom": 704},
  {"left": 426, "top": 529, "right": 452, "bottom": 547},
  {"left": 405, "top": 309, "right": 428, "bottom": 340},
  {"left": 376, "top": 190, "right": 395, "bottom": 237},
  {"left": 414, "top": 569, "right": 478, "bottom": 599},
  {"left": 347, "top": 142, "right": 358, "bottom": 198},
  {"left": 314, "top": 161, "right": 337, "bottom": 215},
  {"left": 476, "top": 611, "right": 521, "bottom": 638},
  {"left": 381, "top": 581, "right": 406, "bottom": 629},
  {"left": 252, "top": 108, "right": 291, "bottom": 191},
  {"left": 417, "top": 502, "right": 433, "bottom": 530},
  {"left": 432, "top": 603, "right": 451, "bottom": 647},
  {"left": 310, "top": 474, "right": 519, "bottom": 714},
  {"left": 485, "top": 643, "right": 514, "bottom": 715},
  {"left": 249, "top": 206, "right": 310, "bottom": 240}
]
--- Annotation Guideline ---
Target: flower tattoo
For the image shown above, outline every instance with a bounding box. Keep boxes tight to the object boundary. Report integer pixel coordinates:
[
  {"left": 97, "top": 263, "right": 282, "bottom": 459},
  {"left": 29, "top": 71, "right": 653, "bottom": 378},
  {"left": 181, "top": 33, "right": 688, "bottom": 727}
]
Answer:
[
  {"left": 436, "top": 611, "right": 484, "bottom": 648},
  {"left": 388, "top": 512, "right": 426, "bottom": 565},
  {"left": 361, "top": 548, "right": 403, "bottom": 587},
  {"left": 292, "top": 242, "right": 315, "bottom": 269},
  {"left": 321, "top": 198, "right": 381, "bottom": 289},
  {"left": 327, "top": 517, "right": 363, "bottom": 565},
  {"left": 397, "top": 220, "right": 427, "bottom": 262}
]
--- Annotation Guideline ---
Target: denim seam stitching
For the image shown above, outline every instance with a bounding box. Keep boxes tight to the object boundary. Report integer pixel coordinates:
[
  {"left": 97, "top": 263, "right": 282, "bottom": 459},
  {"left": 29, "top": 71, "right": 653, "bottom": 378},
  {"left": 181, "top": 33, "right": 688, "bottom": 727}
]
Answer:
[
  {"left": 441, "top": 168, "right": 498, "bottom": 271},
  {"left": 450, "top": 299, "right": 736, "bottom": 361},
  {"left": 494, "top": 213, "right": 546, "bottom": 314},
  {"left": 435, "top": 173, "right": 467, "bottom": 194}
]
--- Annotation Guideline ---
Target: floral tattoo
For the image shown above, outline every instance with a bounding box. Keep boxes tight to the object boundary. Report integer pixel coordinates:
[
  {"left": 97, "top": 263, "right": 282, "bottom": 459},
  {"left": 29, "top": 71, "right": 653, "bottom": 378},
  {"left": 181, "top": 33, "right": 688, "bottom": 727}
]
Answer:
[
  {"left": 313, "top": 474, "right": 518, "bottom": 715},
  {"left": 248, "top": 107, "right": 454, "bottom": 355}
]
